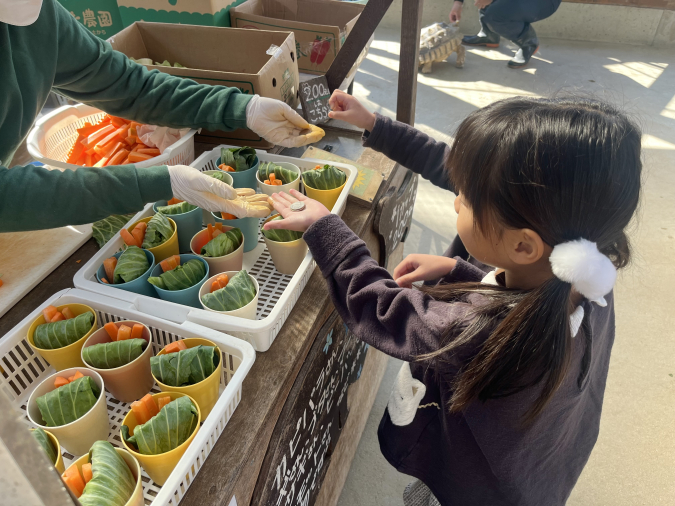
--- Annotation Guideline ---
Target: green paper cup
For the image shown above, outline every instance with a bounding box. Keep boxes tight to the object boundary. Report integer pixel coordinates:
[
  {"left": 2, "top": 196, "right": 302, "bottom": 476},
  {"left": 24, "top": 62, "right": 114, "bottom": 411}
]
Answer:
[
  {"left": 212, "top": 212, "right": 259, "bottom": 253},
  {"left": 217, "top": 155, "right": 259, "bottom": 190},
  {"left": 149, "top": 254, "right": 209, "bottom": 308},
  {"left": 153, "top": 201, "right": 203, "bottom": 254},
  {"left": 96, "top": 249, "right": 156, "bottom": 298}
]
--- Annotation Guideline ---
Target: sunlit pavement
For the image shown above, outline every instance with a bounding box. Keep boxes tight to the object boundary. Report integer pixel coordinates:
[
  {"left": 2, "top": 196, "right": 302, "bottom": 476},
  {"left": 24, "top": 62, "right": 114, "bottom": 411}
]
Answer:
[{"left": 338, "top": 27, "right": 675, "bottom": 506}]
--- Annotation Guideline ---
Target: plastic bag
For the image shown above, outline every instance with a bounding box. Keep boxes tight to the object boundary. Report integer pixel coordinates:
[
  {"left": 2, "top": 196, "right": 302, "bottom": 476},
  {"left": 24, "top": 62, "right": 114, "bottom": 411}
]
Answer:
[{"left": 136, "top": 125, "right": 190, "bottom": 154}]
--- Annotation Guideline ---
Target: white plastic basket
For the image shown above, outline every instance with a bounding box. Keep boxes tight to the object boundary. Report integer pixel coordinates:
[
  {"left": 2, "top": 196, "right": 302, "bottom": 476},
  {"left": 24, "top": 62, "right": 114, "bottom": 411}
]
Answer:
[
  {"left": 26, "top": 104, "right": 197, "bottom": 170},
  {"left": 73, "top": 147, "right": 357, "bottom": 351},
  {"left": 1, "top": 288, "right": 255, "bottom": 506}
]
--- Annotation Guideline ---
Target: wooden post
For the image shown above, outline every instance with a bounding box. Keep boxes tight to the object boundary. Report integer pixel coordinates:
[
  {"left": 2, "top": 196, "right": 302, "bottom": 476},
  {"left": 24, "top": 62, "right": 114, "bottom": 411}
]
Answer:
[{"left": 396, "top": 0, "right": 424, "bottom": 125}]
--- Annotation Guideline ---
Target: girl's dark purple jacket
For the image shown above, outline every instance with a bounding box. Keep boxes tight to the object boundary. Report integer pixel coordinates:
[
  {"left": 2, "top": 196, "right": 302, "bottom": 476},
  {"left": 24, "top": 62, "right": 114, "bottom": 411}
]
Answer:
[{"left": 302, "top": 114, "right": 615, "bottom": 505}]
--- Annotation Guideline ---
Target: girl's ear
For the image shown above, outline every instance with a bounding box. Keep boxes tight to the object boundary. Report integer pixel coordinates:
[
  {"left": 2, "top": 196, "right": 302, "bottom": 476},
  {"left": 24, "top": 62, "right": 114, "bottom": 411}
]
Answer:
[{"left": 504, "top": 228, "right": 547, "bottom": 265}]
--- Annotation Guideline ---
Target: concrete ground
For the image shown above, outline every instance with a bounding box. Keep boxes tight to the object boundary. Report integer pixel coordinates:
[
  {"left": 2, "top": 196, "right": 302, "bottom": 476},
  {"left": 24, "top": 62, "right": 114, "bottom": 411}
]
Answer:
[{"left": 338, "top": 28, "right": 675, "bottom": 506}]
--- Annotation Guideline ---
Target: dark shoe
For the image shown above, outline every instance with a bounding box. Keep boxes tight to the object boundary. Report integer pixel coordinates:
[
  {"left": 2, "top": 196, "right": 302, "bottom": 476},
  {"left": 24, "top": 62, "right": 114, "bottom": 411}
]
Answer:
[
  {"left": 462, "top": 33, "right": 500, "bottom": 48},
  {"left": 507, "top": 44, "right": 538, "bottom": 68}
]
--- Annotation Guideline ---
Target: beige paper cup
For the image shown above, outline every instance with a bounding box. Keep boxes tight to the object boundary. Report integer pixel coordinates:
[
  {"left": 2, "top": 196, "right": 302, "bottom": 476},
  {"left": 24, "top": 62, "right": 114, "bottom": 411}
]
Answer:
[
  {"left": 121, "top": 392, "right": 200, "bottom": 486},
  {"left": 27, "top": 368, "right": 110, "bottom": 456},
  {"left": 257, "top": 162, "right": 301, "bottom": 196},
  {"left": 152, "top": 338, "right": 222, "bottom": 418},
  {"left": 198, "top": 271, "right": 259, "bottom": 319},
  {"left": 190, "top": 228, "right": 244, "bottom": 275},
  {"left": 261, "top": 215, "right": 309, "bottom": 275},
  {"left": 65, "top": 447, "right": 143, "bottom": 506},
  {"left": 81, "top": 321, "right": 154, "bottom": 403}
]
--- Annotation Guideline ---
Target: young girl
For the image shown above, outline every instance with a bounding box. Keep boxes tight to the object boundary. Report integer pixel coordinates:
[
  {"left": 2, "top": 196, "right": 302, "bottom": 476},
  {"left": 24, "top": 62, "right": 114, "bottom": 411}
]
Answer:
[{"left": 263, "top": 96, "right": 642, "bottom": 505}]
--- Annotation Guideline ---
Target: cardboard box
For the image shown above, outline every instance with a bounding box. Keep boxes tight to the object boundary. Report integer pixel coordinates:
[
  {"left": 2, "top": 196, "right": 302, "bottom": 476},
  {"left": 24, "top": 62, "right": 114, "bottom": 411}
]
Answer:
[
  {"left": 109, "top": 22, "right": 300, "bottom": 148},
  {"left": 116, "top": 0, "right": 245, "bottom": 28},
  {"left": 230, "top": 0, "right": 364, "bottom": 75},
  {"left": 59, "top": 0, "right": 124, "bottom": 38}
]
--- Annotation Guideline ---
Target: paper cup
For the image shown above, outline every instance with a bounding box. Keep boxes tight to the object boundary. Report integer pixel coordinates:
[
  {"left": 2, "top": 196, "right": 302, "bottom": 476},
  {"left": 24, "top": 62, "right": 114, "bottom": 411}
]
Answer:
[
  {"left": 81, "top": 321, "right": 154, "bottom": 403},
  {"left": 128, "top": 216, "right": 179, "bottom": 262},
  {"left": 201, "top": 170, "right": 234, "bottom": 226},
  {"left": 212, "top": 212, "right": 259, "bottom": 253},
  {"left": 153, "top": 201, "right": 203, "bottom": 254},
  {"left": 120, "top": 392, "right": 200, "bottom": 486},
  {"left": 96, "top": 249, "right": 156, "bottom": 298},
  {"left": 152, "top": 338, "right": 222, "bottom": 418},
  {"left": 198, "top": 271, "right": 259, "bottom": 320},
  {"left": 190, "top": 228, "right": 244, "bottom": 275},
  {"left": 257, "top": 162, "right": 301, "bottom": 196},
  {"left": 27, "top": 304, "right": 97, "bottom": 371},
  {"left": 65, "top": 448, "right": 143, "bottom": 506},
  {"left": 261, "top": 216, "right": 309, "bottom": 275},
  {"left": 31, "top": 429, "right": 65, "bottom": 473},
  {"left": 27, "top": 368, "right": 110, "bottom": 456},
  {"left": 217, "top": 155, "right": 259, "bottom": 190},
  {"left": 302, "top": 170, "right": 346, "bottom": 211},
  {"left": 149, "top": 254, "right": 209, "bottom": 308}
]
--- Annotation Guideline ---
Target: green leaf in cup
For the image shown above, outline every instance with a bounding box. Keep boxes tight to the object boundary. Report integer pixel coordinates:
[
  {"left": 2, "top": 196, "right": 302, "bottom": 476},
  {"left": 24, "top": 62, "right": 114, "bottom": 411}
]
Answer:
[
  {"left": 148, "top": 259, "right": 206, "bottom": 291},
  {"left": 156, "top": 201, "right": 198, "bottom": 215},
  {"left": 200, "top": 270, "right": 257, "bottom": 312},
  {"left": 262, "top": 216, "right": 303, "bottom": 243},
  {"left": 113, "top": 246, "right": 149, "bottom": 284},
  {"left": 82, "top": 339, "right": 147, "bottom": 369},
  {"left": 302, "top": 164, "right": 346, "bottom": 190},
  {"left": 36, "top": 376, "right": 100, "bottom": 427},
  {"left": 79, "top": 441, "right": 136, "bottom": 506},
  {"left": 31, "top": 428, "right": 57, "bottom": 465},
  {"left": 34, "top": 311, "right": 94, "bottom": 350},
  {"left": 150, "top": 345, "right": 219, "bottom": 386},
  {"left": 142, "top": 213, "right": 172, "bottom": 249},
  {"left": 201, "top": 228, "right": 243, "bottom": 258}
]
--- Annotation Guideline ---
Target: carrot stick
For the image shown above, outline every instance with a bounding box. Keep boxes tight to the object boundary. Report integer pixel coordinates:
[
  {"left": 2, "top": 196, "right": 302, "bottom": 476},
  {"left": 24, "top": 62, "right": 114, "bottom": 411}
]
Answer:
[
  {"left": 61, "top": 307, "right": 75, "bottom": 320},
  {"left": 117, "top": 325, "right": 132, "bottom": 341},
  {"left": 130, "top": 399, "right": 152, "bottom": 425},
  {"left": 105, "top": 148, "right": 129, "bottom": 167},
  {"left": 141, "top": 393, "right": 159, "bottom": 418},
  {"left": 157, "top": 396, "right": 172, "bottom": 410},
  {"left": 67, "top": 138, "right": 86, "bottom": 164},
  {"left": 136, "top": 148, "right": 160, "bottom": 156},
  {"left": 120, "top": 229, "right": 139, "bottom": 247},
  {"left": 110, "top": 116, "right": 130, "bottom": 128},
  {"left": 103, "top": 257, "right": 117, "bottom": 282},
  {"left": 62, "top": 467, "right": 85, "bottom": 498},
  {"left": 50, "top": 312, "right": 65, "bottom": 322},
  {"left": 82, "top": 124, "right": 115, "bottom": 149},
  {"left": 81, "top": 463, "right": 93, "bottom": 483},
  {"left": 42, "top": 305, "right": 59, "bottom": 322},
  {"left": 131, "top": 323, "right": 144, "bottom": 340},
  {"left": 214, "top": 223, "right": 223, "bottom": 231},
  {"left": 68, "top": 371, "right": 84, "bottom": 383},
  {"left": 207, "top": 224, "right": 214, "bottom": 241},
  {"left": 104, "top": 322, "right": 119, "bottom": 340},
  {"left": 210, "top": 280, "right": 221, "bottom": 293},
  {"left": 131, "top": 223, "right": 146, "bottom": 248},
  {"left": 54, "top": 376, "right": 69, "bottom": 388},
  {"left": 127, "top": 152, "right": 153, "bottom": 163}
]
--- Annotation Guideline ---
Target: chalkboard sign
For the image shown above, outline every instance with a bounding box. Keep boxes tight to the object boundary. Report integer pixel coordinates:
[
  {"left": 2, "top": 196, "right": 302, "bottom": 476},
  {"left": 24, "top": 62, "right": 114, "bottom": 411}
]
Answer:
[{"left": 299, "top": 76, "right": 332, "bottom": 125}]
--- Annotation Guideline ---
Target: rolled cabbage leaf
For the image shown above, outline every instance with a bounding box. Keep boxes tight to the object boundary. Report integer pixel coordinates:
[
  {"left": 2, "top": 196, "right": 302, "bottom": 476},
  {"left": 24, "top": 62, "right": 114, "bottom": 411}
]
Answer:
[
  {"left": 258, "top": 162, "right": 298, "bottom": 185},
  {"left": 92, "top": 214, "right": 134, "bottom": 248},
  {"left": 262, "top": 216, "right": 303, "bottom": 243},
  {"left": 201, "top": 228, "right": 243, "bottom": 258},
  {"left": 221, "top": 146, "right": 257, "bottom": 172},
  {"left": 200, "top": 270, "right": 257, "bottom": 312},
  {"left": 112, "top": 246, "right": 149, "bottom": 284},
  {"left": 36, "top": 376, "right": 100, "bottom": 427},
  {"left": 82, "top": 339, "right": 147, "bottom": 369},
  {"left": 148, "top": 259, "right": 206, "bottom": 291},
  {"left": 78, "top": 441, "right": 136, "bottom": 506},
  {"left": 31, "top": 428, "right": 57, "bottom": 464},
  {"left": 302, "top": 165, "right": 346, "bottom": 190},
  {"left": 121, "top": 396, "right": 198, "bottom": 455},
  {"left": 150, "top": 345, "right": 219, "bottom": 387},
  {"left": 34, "top": 311, "right": 94, "bottom": 350},
  {"left": 142, "top": 213, "right": 173, "bottom": 249},
  {"left": 156, "top": 201, "right": 198, "bottom": 215},
  {"left": 208, "top": 171, "right": 229, "bottom": 182}
]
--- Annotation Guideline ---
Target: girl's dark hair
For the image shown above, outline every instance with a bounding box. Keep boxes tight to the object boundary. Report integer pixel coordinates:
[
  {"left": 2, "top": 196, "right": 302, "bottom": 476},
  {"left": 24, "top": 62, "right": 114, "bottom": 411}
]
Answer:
[{"left": 422, "top": 97, "right": 642, "bottom": 422}]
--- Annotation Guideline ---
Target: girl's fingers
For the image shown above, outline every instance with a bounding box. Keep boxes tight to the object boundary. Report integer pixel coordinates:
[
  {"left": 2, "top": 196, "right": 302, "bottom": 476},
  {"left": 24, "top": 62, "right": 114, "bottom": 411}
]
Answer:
[
  {"left": 276, "top": 192, "right": 298, "bottom": 205},
  {"left": 289, "top": 189, "right": 308, "bottom": 200}
]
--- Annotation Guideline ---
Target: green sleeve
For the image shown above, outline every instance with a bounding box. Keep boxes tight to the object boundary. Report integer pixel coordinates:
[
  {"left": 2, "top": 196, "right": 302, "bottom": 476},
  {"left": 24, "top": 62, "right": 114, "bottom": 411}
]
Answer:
[
  {"left": 0, "top": 164, "right": 172, "bottom": 232},
  {"left": 51, "top": 1, "right": 252, "bottom": 131}
]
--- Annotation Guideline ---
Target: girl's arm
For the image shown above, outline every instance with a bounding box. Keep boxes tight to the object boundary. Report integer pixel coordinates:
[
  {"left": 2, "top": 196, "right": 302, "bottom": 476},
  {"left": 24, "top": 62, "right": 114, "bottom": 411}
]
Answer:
[
  {"left": 304, "top": 214, "right": 484, "bottom": 361},
  {"left": 363, "top": 113, "right": 455, "bottom": 193},
  {"left": 51, "top": 1, "right": 251, "bottom": 131}
]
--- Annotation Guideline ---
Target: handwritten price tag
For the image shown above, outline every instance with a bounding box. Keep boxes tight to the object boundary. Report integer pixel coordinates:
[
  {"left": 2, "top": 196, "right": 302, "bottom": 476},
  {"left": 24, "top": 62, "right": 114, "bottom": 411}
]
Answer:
[{"left": 299, "top": 76, "right": 331, "bottom": 125}]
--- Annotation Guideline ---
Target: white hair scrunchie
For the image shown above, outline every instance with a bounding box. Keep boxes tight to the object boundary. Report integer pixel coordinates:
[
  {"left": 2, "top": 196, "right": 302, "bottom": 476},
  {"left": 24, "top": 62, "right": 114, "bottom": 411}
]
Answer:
[{"left": 549, "top": 238, "right": 617, "bottom": 302}]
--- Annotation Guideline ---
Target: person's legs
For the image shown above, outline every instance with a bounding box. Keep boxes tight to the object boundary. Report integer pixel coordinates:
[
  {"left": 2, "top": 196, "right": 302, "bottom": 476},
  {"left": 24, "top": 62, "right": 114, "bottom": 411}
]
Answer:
[{"left": 462, "top": 7, "right": 501, "bottom": 47}]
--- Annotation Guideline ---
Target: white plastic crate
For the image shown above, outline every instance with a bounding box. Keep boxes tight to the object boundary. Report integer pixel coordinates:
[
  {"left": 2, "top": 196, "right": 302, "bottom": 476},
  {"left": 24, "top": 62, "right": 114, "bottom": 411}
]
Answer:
[
  {"left": 1, "top": 288, "right": 255, "bottom": 506},
  {"left": 73, "top": 147, "right": 357, "bottom": 351},
  {"left": 26, "top": 104, "right": 197, "bottom": 170}
]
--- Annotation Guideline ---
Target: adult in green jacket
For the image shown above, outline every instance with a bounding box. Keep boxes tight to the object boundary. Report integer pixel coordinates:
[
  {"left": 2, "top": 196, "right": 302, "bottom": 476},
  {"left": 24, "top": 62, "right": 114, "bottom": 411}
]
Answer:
[{"left": 0, "top": 0, "right": 319, "bottom": 232}]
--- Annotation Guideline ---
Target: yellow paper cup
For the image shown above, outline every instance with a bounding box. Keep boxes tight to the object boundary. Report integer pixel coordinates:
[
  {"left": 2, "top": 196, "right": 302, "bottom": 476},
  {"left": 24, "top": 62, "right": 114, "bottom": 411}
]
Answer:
[
  {"left": 129, "top": 217, "right": 179, "bottom": 263},
  {"left": 303, "top": 180, "right": 346, "bottom": 211},
  {"left": 27, "top": 304, "right": 97, "bottom": 371},
  {"left": 27, "top": 368, "right": 110, "bottom": 456},
  {"left": 152, "top": 338, "right": 222, "bottom": 418},
  {"left": 120, "top": 392, "right": 200, "bottom": 486},
  {"left": 65, "top": 447, "right": 144, "bottom": 506},
  {"left": 198, "top": 271, "right": 259, "bottom": 320},
  {"left": 31, "top": 429, "right": 65, "bottom": 473}
]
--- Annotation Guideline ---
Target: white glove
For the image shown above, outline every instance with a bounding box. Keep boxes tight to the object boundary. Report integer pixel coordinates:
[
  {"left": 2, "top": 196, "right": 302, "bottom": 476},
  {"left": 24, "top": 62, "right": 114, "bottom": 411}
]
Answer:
[
  {"left": 167, "top": 165, "right": 273, "bottom": 218},
  {"left": 246, "top": 95, "right": 325, "bottom": 148}
]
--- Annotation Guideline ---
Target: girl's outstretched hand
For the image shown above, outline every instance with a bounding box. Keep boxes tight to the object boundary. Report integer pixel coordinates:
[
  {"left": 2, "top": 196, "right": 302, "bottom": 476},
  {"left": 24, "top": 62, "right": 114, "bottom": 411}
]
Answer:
[
  {"left": 394, "top": 254, "right": 458, "bottom": 288},
  {"left": 264, "top": 190, "right": 330, "bottom": 233},
  {"left": 328, "top": 90, "right": 376, "bottom": 131}
]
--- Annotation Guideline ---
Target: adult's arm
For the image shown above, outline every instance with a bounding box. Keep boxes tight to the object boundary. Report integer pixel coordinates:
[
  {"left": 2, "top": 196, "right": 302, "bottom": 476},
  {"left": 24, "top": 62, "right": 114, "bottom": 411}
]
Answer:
[
  {"left": 303, "top": 214, "right": 484, "bottom": 362},
  {"left": 51, "top": 0, "right": 251, "bottom": 131},
  {"left": 0, "top": 164, "right": 171, "bottom": 232},
  {"left": 362, "top": 113, "right": 456, "bottom": 193}
]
